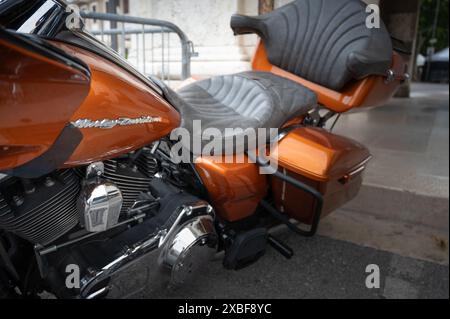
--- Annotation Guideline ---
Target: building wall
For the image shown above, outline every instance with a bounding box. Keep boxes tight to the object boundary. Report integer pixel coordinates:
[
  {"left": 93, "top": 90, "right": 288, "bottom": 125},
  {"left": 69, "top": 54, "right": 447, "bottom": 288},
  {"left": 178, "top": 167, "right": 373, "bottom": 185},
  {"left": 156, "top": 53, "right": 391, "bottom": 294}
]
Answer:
[
  {"left": 127, "top": 0, "right": 259, "bottom": 77},
  {"left": 126, "top": 0, "right": 377, "bottom": 77}
]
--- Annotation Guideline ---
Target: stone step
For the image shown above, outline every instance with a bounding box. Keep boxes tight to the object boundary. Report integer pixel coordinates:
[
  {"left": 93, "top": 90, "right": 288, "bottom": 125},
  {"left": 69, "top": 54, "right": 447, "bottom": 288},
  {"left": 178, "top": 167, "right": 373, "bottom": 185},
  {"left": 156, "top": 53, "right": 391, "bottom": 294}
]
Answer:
[
  {"left": 343, "top": 183, "right": 449, "bottom": 231},
  {"left": 319, "top": 208, "right": 449, "bottom": 265},
  {"left": 313, "top": 182, "right": 449, "bottom": 265}
]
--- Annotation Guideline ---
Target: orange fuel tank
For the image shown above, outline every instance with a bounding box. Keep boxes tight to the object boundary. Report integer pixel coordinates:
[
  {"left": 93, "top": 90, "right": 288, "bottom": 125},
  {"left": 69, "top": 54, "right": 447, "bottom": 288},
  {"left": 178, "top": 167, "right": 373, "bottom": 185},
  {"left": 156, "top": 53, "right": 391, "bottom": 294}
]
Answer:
[
  {"left": 1, "top": 31, "right": 180, "bottom": 174},
  {"left": 0, "top": 31, "right": 91, "bottom": 171},
  {"left": 49, "top": 42, "right": 181, "bottom": 167}
]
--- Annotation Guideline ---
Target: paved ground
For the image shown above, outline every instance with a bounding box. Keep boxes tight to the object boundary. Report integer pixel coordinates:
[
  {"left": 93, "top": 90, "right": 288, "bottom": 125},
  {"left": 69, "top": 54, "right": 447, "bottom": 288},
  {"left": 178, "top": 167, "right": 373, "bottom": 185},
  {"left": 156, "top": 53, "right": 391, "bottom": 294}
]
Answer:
[{"left": 147, "top": 233, "right": 448, "bottom": 299}]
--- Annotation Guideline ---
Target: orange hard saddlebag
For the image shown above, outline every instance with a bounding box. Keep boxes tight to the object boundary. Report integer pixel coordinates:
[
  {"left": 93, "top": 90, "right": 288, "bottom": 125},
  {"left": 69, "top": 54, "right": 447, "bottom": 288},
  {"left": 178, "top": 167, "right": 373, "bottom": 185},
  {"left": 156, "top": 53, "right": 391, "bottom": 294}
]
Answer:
[{"left": 269, "top": 127, "right": 371, "bottom": 230}]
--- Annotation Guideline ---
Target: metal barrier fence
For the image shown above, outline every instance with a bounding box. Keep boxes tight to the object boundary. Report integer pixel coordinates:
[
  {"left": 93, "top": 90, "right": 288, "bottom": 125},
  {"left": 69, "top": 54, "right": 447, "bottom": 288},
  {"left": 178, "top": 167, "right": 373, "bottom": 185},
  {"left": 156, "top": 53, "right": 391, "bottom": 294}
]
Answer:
[{"left": 80, "top": 12, "right": 197, "bottom": 84}]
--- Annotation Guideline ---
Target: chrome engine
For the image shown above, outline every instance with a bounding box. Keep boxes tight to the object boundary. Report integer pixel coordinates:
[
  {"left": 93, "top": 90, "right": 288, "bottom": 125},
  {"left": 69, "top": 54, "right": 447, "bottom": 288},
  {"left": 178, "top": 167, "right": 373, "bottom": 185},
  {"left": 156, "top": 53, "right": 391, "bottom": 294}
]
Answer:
[
  {"left": 0, "top": 147, "right": 218, "bottom": 298},
  {"left": 78, "top": 162, "right": 123, "bottom": 233},
  {"left": 0, "top": 155, "right": 155, "bottom": 244}
]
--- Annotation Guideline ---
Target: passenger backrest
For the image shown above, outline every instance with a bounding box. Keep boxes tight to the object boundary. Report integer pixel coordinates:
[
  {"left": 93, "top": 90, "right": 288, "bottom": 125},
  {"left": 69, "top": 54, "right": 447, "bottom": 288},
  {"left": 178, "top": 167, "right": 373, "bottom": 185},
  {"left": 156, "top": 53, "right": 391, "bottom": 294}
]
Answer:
[{"left": 231, "top": 0, "right": 393, "bottom": 91}]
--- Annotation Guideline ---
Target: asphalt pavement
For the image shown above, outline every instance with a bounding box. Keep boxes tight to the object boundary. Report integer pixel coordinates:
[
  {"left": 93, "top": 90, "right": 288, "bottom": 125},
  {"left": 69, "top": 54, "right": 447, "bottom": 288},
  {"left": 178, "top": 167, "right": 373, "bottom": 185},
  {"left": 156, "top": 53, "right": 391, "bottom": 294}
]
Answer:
[{"left": 142, "top": 232, "right": 448, "bottom": 299}]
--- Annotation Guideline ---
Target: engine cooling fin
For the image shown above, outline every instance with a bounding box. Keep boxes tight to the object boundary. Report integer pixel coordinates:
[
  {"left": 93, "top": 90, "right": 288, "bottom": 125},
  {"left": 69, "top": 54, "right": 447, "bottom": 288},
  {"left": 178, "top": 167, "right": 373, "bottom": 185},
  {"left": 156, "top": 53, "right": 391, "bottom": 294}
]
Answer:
[
  {"left": 0, "top": 170, "right": 80, "bottom": 245},
  {"left": 134, "top": 149, "right": 159, "bottom": 178},
  {"left": 103, "top": 160, "right": 153, "bottom": 214}
]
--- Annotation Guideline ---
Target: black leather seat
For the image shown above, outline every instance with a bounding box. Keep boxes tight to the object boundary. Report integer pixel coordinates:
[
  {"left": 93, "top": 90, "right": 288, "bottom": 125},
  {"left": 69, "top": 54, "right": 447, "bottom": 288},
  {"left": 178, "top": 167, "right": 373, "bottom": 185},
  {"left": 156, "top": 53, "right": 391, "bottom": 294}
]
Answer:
[
  {"left": 178, "top": 72, "right": 316, "bottom": 134},
  {"left": 163, "top": 71, "right": 316, "bottom": 153},
  {"left": 231, "top": 0, "right": 393, "bottom": 91}
]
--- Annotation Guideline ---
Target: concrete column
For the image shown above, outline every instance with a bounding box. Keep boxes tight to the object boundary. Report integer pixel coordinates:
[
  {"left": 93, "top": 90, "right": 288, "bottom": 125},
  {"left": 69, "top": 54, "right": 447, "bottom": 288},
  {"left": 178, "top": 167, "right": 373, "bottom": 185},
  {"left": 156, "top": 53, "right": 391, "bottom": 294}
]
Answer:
[{"left": 379, "top": 0, "right": 421, "bottom": 97}]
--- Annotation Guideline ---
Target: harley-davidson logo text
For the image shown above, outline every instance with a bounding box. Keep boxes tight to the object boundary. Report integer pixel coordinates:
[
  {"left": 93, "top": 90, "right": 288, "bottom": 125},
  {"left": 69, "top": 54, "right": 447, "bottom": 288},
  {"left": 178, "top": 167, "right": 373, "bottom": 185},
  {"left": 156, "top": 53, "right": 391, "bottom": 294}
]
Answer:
[{"left": 71, "top": 116, "right": 162, "bottom": 129}]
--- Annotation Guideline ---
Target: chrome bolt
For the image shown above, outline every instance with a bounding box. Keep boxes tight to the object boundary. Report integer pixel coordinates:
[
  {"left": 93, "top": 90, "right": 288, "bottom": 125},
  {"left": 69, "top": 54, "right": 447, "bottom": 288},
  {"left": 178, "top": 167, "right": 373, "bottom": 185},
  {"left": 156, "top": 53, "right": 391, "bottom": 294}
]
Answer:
[
  {"left": 44, "top": 177, "right": 55, "bottom": 187},
  {"left": 12, "top": 195, "right": 24, "bottom": 207},
  {"left": 24, "top": 186, "right": 35, "bottom": 194},
  {"left": 385, "top": 69, "right": 395, "bottom": 83},
  {"left": 87, "top": 267, "right": 96, "bottom": 276},
  {"left": 159, "top": 229, "right": 168, "bottom": 238}
]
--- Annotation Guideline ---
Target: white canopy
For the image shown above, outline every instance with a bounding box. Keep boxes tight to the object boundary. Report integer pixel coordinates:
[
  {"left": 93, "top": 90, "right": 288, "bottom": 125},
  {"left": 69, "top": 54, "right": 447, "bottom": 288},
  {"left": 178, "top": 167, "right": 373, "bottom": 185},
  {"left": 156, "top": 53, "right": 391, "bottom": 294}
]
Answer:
[{"left": 431, "top": 48, "right": 449, "bottom": 62}]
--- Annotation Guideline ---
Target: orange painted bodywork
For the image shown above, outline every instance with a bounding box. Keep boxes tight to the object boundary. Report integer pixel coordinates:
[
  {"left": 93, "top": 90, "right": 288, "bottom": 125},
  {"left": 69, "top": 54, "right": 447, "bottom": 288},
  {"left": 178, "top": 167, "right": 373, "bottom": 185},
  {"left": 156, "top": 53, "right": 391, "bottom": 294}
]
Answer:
[
  {"left": 0, "top": 37, "right": 90, "bottom": 170},
  {"left": 252, "top": 42, "right": 406, "bottom": 113},
  {"left": 49, "top": 41, "right": 181, "bottom": 167},
  {"left": 270, "top": 127, "right": 371, "bottom": 182},
  {"left": 195, "top": 156, "right": 268, "bottom": 222},
  {"left": 271, "top": 127, "right": 371, "bottom": 224},
  {"left": 1, "top": 39, "right": 180, "bottom": 171}
]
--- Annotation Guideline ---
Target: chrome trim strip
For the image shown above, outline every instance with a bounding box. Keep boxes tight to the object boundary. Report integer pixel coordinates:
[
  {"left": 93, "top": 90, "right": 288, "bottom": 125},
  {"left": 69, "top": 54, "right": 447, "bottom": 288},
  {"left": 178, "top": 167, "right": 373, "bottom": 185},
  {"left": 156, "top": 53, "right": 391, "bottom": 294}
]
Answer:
[
  {"left": 347, "top": 165, "right": 366, "bottom": 177},
  {"left": 347, "top": 156, "right": 373, "bottom": 177},
  {"left": 86, "top": 287, "right": 109, "bottom": 299}
]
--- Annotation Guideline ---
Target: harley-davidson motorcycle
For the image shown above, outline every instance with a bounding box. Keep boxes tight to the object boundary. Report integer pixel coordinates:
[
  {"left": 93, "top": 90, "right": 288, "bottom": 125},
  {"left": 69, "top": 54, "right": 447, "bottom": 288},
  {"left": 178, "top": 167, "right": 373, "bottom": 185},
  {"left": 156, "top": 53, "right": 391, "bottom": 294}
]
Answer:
[{"left": 0, "top": 0, "right": 408, "bottom": 298}]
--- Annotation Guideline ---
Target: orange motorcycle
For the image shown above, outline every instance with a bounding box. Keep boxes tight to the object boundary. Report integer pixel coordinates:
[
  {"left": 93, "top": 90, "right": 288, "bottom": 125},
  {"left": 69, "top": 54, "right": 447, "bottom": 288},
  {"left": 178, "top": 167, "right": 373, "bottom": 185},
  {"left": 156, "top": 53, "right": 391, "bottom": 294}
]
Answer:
[{"left": 0, "top": 0, "right": 407, "bottom": 298}]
